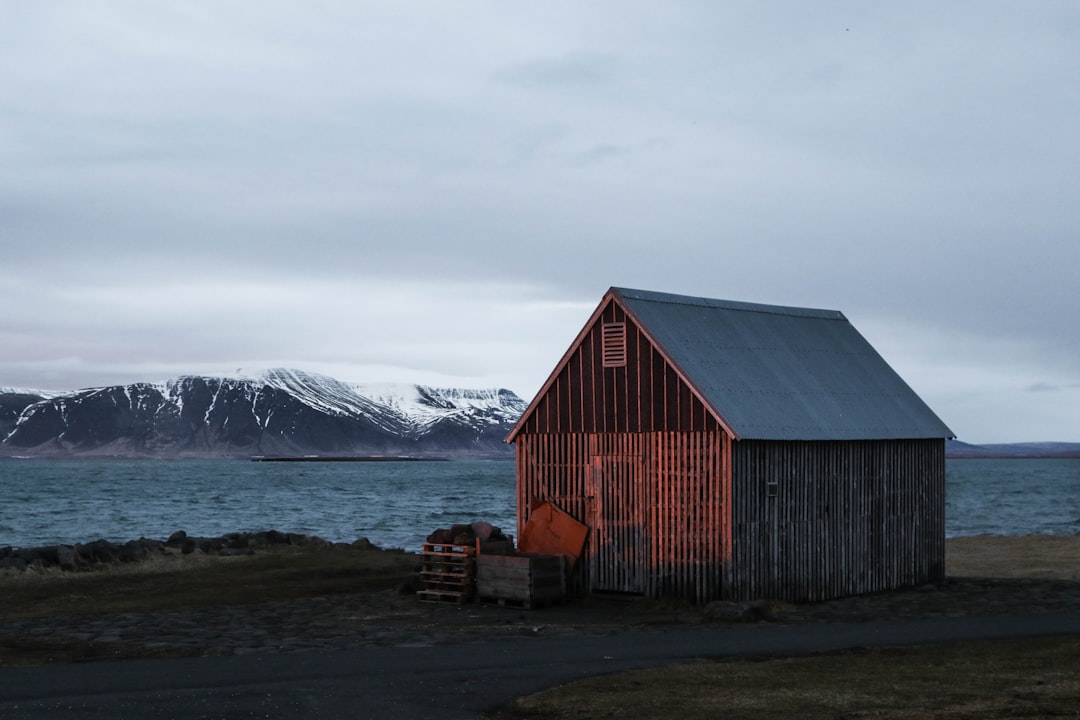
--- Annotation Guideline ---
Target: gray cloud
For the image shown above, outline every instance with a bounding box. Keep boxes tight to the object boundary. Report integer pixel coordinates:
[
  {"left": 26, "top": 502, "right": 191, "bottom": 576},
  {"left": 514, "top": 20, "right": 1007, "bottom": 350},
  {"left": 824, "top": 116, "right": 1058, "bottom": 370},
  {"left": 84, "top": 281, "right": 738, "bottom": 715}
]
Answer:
[
  {"left": 2, "top": 2, "right": 1079, "bottom": 443},
  {"left": 1027, "top": 383, "right": 1061, "bottom": 393},
  {"left": 496, "top": 53, "right": 620, "bottom": 89}
]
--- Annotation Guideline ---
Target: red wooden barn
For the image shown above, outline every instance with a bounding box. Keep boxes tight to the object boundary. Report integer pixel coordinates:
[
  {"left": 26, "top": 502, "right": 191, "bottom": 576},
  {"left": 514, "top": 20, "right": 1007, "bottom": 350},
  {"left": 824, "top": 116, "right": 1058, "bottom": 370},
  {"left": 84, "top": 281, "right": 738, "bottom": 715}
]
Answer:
[{"left": 505, "top": 287, "right": 954, "bottom": 603}]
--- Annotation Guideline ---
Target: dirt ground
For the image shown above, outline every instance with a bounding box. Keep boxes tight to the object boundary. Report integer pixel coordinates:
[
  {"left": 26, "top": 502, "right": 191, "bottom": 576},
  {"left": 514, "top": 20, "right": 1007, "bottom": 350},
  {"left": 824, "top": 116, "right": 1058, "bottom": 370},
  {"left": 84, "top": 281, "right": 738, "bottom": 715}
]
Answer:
[{"left": 1, "top": 534, "right": 1078, "bottom": 666}]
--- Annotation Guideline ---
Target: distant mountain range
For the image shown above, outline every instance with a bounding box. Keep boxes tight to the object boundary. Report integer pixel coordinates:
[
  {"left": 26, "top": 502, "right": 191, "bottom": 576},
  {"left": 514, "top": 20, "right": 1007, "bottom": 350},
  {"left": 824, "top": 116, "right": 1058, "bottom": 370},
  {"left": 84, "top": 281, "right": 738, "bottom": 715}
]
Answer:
[
  {"left": 2, "top": 373, "right": 1075, "bottom": 460},
  {"left": 0, "top": 369, "right": 527, "bottom": 459},
  {"left": 945, "top": 440, "right": 1080, "bottom": 459}
]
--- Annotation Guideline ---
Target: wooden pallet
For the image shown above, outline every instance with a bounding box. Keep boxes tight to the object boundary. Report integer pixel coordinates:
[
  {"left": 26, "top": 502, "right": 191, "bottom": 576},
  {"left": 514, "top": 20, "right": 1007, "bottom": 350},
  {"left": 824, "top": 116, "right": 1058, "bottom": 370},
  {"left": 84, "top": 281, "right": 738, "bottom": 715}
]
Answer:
[{"left": 417, "top": 543, "right": 476, "bottom": 604}]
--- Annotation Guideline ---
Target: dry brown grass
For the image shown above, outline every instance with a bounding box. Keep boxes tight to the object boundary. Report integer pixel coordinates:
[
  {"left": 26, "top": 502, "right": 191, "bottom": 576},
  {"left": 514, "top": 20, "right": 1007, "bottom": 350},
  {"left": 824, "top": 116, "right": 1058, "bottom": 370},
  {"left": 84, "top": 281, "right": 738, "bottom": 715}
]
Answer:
[
  {"left": 496, "top": 636, "right": 1080, "bottom": 720},
  {"left": 493, "top": 535, "right": 1080, "bottom": 720},
  {"left": 946, "top": 534, "right": 1080, "bottom": 581},
  {"left": 0, "top": 543, "right": 420, "bottom": 665},
  {"left": 0, "top": 543, "right": 416, "bottom": 621}
]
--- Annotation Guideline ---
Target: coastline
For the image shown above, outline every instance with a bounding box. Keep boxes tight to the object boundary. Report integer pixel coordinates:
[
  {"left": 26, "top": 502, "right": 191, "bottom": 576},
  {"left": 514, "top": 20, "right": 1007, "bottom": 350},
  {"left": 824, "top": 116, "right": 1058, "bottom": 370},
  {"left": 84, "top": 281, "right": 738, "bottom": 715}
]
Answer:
[
  {"left": 3, "top": 529, "right": 1079, "bottom": 575},
  {"left": 249, "top": 456, "right": 449, "bottom": 462}
]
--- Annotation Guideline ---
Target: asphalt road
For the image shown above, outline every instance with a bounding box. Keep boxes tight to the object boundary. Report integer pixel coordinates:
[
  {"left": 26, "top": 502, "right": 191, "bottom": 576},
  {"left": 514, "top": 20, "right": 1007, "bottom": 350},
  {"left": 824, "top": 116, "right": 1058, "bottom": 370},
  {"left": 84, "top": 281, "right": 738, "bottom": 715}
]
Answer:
[{"left": 2, "top": 613, "right": 1078, "bottom": 720}]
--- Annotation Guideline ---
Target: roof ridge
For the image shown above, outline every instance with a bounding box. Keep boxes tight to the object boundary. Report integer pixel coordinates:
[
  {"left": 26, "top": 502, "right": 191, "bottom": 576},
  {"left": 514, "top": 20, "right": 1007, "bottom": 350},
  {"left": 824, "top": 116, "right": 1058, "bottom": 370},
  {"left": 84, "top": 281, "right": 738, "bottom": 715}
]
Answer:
[{"left": 610, "top": 287, "right": 846, "bottom": 321}]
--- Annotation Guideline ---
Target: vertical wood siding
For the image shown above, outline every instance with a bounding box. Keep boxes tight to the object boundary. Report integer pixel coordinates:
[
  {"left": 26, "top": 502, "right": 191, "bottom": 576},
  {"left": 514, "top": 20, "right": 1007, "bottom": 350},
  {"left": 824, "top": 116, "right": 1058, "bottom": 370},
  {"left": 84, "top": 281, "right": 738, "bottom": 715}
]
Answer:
[
  {"left": 515, "top": 301, "right": 721, "bottom": 436},
  {"left": 643, "top": 430, "right": 731, "bottom": 602},
  {"left": 516, "top": 430, "right": 730, "bottom": 602},
  {"left": 516, "top": 432, "right": 593, "bottom": 593},
  {"left": 513, "top": 299, "right": 732, "bottom": 601},
  {"left": 512, "top": 296, "right": 945, "bottom": 603},
  {"left": 588, "top": 433, "right": 645, "bottom": 594},
  {"left": 728, "top": 438, "right": 945, "bottom": 602}
]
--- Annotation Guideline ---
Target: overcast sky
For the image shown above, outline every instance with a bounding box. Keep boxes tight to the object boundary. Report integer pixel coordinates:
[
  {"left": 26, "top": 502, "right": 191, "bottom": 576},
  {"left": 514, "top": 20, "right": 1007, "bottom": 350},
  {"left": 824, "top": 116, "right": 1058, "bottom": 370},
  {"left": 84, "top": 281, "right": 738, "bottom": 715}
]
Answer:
[{"left": 2, "top": 2, "right": 1078, "bottom": 444}]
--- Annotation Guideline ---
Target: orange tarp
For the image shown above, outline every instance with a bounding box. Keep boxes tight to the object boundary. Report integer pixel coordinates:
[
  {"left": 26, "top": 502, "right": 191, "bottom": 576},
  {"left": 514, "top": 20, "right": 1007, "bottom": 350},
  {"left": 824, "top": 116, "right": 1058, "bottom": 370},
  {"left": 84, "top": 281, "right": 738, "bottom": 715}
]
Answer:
[{"left": 518, "top": 500, "right": 588, "bottom": 571}]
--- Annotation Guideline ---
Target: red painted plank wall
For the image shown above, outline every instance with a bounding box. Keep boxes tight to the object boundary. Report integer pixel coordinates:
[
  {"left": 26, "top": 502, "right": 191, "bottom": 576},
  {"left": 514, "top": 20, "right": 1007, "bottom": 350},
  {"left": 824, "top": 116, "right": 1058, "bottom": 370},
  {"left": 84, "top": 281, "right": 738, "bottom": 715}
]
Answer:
[
  {"left": 516, "top": 430, "right": 731, "bottom": 602},
  {"left": 515, "top": 301, "right": 720, "bottom": 436}
]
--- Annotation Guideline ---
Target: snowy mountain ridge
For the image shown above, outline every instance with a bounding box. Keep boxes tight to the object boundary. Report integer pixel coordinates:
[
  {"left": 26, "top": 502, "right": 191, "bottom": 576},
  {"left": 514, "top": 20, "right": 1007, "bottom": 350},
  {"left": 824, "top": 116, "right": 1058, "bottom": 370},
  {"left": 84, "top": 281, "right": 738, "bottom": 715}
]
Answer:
[
  {"left": 0, "top": 369, "right": 527, "bottom": 458},
  {"left": 241, "top": 369, "right": 520, "bottom": 434},
  {"left": 0, "top": 387, "right": 62, "bottom": 398}
]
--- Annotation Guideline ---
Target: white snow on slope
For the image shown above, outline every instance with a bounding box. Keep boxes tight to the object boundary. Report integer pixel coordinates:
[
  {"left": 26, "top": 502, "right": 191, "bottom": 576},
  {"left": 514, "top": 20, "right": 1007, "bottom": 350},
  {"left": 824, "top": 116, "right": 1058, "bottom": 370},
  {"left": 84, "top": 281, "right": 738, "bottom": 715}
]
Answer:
[
  {"left": 2, "top": 370, "right": 526, "bottom": 441},
  {"left": 0, "top": 387, "right": 62, "bottom": 398},
  {"left": 254, "top": 369, "right": 524, "bottom": 434}
]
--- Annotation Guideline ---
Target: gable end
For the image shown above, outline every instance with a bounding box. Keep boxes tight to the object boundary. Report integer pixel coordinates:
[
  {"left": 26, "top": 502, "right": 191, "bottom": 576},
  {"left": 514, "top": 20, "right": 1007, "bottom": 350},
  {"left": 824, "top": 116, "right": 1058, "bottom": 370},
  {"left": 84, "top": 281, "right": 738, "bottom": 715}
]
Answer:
[{"left": 506, "top": 291, "right": 729, "bottom": 440}]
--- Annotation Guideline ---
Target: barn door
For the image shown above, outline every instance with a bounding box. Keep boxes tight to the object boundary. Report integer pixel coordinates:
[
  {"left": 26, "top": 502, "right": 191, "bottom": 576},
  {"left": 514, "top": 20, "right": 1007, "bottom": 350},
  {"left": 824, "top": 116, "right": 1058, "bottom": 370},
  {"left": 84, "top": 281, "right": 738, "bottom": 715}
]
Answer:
[{"left": 587, "top": 449, "right": 646, "bottom": 594}]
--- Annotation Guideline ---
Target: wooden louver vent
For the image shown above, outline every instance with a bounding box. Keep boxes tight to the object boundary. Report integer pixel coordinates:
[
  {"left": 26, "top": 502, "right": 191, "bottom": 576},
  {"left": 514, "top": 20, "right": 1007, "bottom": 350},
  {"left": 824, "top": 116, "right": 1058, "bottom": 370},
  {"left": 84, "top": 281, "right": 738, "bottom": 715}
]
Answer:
[{"left": 601, "top": 322, "right": 627, "bottom": 367}]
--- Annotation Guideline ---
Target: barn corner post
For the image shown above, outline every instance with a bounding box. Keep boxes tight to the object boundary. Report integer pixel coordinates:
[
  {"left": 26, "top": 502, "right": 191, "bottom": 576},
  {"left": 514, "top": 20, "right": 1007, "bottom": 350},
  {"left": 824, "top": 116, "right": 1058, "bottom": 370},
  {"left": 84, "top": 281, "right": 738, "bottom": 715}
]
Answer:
[{"left": 507, "top": 287, "right": 951, "bottom": 604}]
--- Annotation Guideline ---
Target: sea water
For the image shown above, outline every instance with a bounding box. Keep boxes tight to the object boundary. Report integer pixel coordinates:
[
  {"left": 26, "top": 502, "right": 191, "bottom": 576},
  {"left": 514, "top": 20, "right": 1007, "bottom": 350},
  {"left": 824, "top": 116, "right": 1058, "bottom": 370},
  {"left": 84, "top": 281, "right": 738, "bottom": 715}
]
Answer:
[
  {"left": 0, "top": 459, "right": 517, "bottom": 551},
  {"left": 1, "top": 457, "right": 1077, "bottom": 551},
  {"left": 945, "top": 457, "right": 1079, "bottom": 537}
]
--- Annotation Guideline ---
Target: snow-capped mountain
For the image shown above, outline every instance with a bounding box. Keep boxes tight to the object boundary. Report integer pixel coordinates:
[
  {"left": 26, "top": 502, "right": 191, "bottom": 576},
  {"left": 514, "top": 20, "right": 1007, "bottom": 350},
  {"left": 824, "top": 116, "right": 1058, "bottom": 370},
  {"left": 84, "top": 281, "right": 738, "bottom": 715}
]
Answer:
[{"left": 0, "top": 369, "right": 527, "bottom": 458}]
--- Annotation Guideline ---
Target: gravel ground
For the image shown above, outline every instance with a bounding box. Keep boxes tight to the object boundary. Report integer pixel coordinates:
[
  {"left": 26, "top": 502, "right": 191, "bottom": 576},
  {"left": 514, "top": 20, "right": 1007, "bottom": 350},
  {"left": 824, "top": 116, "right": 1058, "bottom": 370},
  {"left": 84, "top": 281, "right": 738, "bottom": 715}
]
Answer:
[
  {"left": 4, "top": 573, "right": 1079, "bottom": 664},
  {"left": 4, "top": 534, "right": 1079, "bottom": 665}
]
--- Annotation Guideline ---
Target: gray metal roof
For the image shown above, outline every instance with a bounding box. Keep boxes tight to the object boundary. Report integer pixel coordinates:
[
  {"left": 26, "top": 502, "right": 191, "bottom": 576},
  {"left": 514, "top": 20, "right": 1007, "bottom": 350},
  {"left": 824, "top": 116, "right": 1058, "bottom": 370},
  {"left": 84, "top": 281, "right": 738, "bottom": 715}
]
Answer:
[{"left": 614, "top": 287, "right": 954, "bottom": 441}]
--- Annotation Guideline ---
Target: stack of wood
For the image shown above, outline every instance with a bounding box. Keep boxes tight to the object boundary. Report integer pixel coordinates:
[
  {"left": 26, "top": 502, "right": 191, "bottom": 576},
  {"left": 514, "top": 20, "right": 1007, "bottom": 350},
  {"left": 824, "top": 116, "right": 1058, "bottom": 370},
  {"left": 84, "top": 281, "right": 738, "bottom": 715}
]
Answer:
[
  {"left": 416, "top": 542, "right": 476, "bottom": 604},
  {"left": 472, "top": 501, "right": 586, "bottom": 608},
  {"left": 416, "top": 518, "right": 571, "bottom": 609},
  {"left": 417, "top": 522, "right": 515, "bottom": 604}
]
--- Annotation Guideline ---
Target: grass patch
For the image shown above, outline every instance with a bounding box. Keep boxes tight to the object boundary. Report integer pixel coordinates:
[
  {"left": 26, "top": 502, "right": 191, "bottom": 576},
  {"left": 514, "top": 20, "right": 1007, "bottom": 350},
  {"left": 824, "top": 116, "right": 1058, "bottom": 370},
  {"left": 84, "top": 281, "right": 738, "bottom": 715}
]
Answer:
[
  {"left": 0, "top": 634, "right": 206, "bottom": 666},
  {"left": 496, "top": 635, "right": 1080, "bottom": 720},
  {"left": 0, "top": 544, "right": 417, "bottom": 620},
  {"left": 946, "top": 535, "right": 1080, "bottom": 581}
]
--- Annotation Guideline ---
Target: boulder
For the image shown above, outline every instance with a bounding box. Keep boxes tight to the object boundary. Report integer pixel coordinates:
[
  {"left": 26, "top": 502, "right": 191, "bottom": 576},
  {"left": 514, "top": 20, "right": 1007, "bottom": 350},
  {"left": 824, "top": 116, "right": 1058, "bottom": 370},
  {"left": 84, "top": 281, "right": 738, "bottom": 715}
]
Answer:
[
  {"left": 471, "top": 522, "right": 496, "bottom": 543},
  {"left": 249, "top": 530, "right": 286, "bottom": 546},
  {"left": 31, "top": 545, "right": 60, "bottom": 566},
  {"left": 224, "top": 534, "right": 251, "bottom": 550},
  {"left": 119, "top": 538, "right": 162, "bottom": 563},
  {"left": 56, "top": 545, "right": 80, "bottom": 571},
  {"left": 194, "top": 537, "right": 227, "bottom": 553},
  {"left": 0, "top": 529, "right": 350, "bottom": 574},
  {"left": 81, "top": 539, "right": 120, "bottom": 564},
  {"left": 449, "top": 523, "right": 473, "bottom": 545},
  {"left": 426, "top": 528, "right": 454, "bottom": 544},
  {"left": 429, "top": 521, "right": 510, "bottom": 546}
]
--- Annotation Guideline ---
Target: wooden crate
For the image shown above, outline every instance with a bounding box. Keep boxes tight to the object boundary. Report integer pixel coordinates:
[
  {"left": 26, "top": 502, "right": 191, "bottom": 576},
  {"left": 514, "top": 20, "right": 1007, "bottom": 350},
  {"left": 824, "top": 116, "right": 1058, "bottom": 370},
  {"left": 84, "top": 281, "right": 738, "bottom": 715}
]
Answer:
[
  {"left": 417, "top": 543, "right": 475, "bottom": 604},
  {"left": 476, "top": 553, "right": 565, "bottom": 608},
  {"left": 476, "top": 539, "right": 515, "bottom": 556}
]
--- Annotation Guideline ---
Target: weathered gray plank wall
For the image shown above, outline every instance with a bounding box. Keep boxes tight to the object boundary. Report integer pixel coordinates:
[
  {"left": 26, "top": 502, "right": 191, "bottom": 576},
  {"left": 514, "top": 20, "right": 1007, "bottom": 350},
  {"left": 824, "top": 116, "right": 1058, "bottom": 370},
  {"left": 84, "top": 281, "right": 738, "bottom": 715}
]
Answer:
[{"left": 728, "top": 438, "right": 946, "bottom": 602}]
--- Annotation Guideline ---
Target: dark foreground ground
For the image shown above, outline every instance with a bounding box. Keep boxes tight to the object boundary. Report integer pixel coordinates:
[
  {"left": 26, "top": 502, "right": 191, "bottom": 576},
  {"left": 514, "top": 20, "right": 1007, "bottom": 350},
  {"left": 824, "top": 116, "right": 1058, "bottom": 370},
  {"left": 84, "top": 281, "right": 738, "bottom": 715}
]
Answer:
[
  {"left": 1, "top": 534, "right": 1079, "bottom": 665},
  {"left": 1, "top": 535, "right": 1078, "bottom": 719},
  {"left": 0, "top": 535, "right": 1076, "bottom": 665},
  {"left": 0, "top": 614, "right": 1077, "bottom": 720}
]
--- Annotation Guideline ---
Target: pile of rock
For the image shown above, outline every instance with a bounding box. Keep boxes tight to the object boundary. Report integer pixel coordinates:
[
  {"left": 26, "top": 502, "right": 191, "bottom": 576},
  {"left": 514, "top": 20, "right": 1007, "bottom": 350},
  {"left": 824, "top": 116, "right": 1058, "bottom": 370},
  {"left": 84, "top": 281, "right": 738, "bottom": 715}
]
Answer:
[
  {"left": 425, "top": 521, "right": 511, "bottom": 547},
  {"left": 0, "top": 529, "right": 358, "bottom": 574}
]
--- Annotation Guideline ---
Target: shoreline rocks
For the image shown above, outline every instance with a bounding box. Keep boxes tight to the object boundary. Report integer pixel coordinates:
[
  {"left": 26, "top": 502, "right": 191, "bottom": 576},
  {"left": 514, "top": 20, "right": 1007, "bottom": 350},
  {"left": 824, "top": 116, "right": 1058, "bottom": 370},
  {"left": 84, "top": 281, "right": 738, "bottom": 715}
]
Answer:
[{"left": 0, "top": 530, "right": 364, "bottom": 575}]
